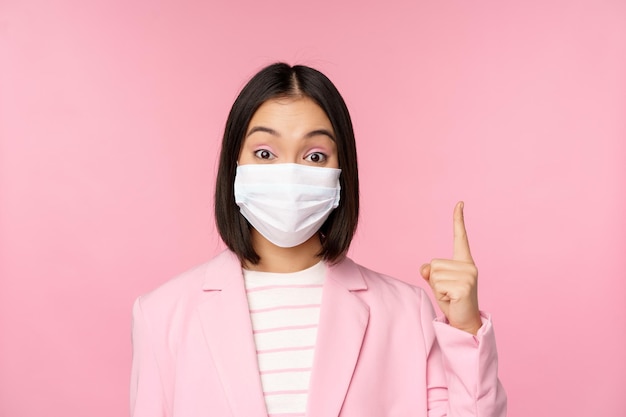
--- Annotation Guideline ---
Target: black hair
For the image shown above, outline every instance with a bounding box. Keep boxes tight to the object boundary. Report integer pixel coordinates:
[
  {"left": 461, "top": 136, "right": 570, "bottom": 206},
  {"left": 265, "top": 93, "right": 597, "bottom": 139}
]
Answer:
[{"left": 214, "top": 62, "right": 359, "bottom": 265}]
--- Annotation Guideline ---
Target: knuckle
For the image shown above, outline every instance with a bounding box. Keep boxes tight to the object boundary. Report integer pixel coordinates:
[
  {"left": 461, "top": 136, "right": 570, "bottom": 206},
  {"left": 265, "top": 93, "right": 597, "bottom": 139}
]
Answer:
[
  {"left": 461, "top": 282, "right": 473, "bottom": 294},
  {"left": 467, "top": 264, "right": 478, "bottom": 277},
  {"left": 433, "top": 284, "right": 445, "bottom": 295},
  {"left": 430, "top": 259, "right": 444, "bottom": 270}
]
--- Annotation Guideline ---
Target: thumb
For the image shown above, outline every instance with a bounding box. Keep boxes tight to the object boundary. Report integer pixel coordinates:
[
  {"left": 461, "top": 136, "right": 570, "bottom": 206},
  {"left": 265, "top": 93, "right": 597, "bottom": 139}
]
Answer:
[{"left": 420, "top": 263, "right": 431, "bottom": 281}]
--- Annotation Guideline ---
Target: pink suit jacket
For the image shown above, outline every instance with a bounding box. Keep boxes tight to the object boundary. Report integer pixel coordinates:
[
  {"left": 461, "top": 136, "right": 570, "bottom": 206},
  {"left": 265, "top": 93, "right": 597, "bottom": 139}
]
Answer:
[{"left": 131, "top": 250, "right": 507, "bottom": 417}]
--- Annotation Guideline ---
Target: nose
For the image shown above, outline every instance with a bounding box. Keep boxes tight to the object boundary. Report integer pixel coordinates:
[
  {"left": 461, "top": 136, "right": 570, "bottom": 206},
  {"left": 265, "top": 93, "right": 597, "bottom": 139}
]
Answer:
[{"left": 280, "top": 145, "right": 301, "bottom": 164}]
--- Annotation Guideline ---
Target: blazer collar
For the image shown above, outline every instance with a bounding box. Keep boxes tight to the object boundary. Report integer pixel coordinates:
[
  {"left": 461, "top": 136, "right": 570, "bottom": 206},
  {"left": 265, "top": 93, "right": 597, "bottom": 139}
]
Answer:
[
  {"left": 201, "top": 249, "right": 241, "bottom": 291},
  {"left": 307, "top": 256, "right": 370, "bottom": 417},
  {"left": 197, "top": 250, "right": 267, "bottom": 417},
  {"left": 197, "top": 250, "right": 370, "bottom": 417},
  {"left": 326, "top": 255, "right": 368, "bottom": 291}
]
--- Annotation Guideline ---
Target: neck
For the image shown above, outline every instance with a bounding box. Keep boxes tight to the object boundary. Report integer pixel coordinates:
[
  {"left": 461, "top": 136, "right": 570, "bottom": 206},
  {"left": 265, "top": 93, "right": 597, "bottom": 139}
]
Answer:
[{"left": 244, "top": 230, "right": 323, "bottom": 273}]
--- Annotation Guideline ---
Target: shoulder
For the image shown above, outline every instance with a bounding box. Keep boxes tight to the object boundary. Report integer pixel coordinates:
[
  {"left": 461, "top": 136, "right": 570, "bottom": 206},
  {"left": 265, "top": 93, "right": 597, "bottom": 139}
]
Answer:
[
  {"left": 334, "top": 258, "right": 439, "bottom": 343},
  {"left": 134, "top": 250, "right": 240, "bottom": 319},
  {"left": 346, "top": 257, "right": 425, "bottom": 292},
  {"left": 333, "top": 257, "right": 431, "bottom": 310},
  {"left": 359, "top": 262, "right": 422, "bottom": 292}
]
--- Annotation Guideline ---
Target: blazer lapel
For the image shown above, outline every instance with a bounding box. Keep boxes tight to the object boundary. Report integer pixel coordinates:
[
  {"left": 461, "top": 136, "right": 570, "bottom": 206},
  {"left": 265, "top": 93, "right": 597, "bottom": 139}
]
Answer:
[
  {"left": 306, "top": 258, "right": 369, "bottom": 417},
  {"left": 196, "top": 251, "right": 268, "bottom": 417}
]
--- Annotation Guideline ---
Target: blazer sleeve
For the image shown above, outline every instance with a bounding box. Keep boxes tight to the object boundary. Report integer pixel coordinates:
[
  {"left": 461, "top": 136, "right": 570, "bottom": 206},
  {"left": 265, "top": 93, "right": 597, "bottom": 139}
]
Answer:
[
  {"left": 420, "top": 291, "right": 507, "bottom": 417},
  {"left": 130, "top": 297, "right": 170, "bottom": 417}
]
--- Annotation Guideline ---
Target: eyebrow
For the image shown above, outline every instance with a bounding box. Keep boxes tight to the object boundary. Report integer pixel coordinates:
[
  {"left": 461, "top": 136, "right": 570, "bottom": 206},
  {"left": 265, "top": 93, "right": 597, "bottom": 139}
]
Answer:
[{"left": 246, "top": 126, "right": 336, "bottom": 141}]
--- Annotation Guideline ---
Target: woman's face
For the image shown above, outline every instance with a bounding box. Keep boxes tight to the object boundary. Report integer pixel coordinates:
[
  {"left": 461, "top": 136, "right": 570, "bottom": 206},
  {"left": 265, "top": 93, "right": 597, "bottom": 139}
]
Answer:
[{"left": 238, "top": 96, "right": 339, "bottom": 169}]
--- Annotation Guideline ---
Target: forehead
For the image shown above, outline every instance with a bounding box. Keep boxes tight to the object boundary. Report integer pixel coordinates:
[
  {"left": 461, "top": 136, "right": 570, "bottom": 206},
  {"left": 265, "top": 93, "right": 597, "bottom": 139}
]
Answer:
[{"left": 247, "top": 96, "right": 334, "bottom": 132}]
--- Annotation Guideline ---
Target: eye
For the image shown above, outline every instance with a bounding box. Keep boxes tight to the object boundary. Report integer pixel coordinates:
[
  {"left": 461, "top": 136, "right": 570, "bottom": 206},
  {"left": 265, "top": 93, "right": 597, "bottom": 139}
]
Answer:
[
  {"left": 254, "top": 149, "right": 276, "bottom": 160},
  {"left": 304, "top": 152, "right": 327, "bottom": 163}
]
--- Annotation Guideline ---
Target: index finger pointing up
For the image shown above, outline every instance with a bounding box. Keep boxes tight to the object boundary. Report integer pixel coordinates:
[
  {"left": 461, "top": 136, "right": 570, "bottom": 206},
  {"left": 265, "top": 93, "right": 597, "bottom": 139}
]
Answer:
[{"left": 453, "top": 201, "right": 474, "bottom": 263}]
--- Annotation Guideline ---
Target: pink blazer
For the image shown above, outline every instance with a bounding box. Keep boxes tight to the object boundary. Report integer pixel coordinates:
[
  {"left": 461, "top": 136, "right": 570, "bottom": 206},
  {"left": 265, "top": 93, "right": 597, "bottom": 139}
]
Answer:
[{"left": 131, "top": 250, "right": 506, "bottom": 417}]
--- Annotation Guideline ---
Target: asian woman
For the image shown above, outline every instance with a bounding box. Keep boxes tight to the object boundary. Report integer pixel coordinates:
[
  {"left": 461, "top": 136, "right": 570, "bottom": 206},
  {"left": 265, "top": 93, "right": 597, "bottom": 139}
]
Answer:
[{"left": 130, "top": 62, "right": 507, "bottom": 417}]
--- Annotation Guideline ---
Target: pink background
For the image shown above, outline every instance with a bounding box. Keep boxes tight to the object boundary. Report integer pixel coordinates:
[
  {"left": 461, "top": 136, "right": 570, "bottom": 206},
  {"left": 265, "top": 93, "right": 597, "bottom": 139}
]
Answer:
[{"left": 1, "top": 0, "right": 625, "bottom": 416}]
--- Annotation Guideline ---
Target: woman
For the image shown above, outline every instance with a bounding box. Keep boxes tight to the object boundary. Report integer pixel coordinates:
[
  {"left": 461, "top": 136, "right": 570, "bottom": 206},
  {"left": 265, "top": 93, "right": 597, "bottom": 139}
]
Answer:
[{"left": 130, "top": 63, "right": 507, "bottom": 417}]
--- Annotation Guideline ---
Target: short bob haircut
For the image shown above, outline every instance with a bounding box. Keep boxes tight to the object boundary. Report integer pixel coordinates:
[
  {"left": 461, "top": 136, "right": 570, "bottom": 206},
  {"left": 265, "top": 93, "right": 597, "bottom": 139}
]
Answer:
[{"left": 214, "top": 62, "right": 359, "bottom": 265}]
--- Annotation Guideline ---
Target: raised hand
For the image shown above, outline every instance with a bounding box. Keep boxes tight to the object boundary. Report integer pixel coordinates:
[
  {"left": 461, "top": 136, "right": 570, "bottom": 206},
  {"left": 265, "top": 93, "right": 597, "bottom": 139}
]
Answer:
[{"left": 420, "top": 202, "right": 482, "bottom": 335}]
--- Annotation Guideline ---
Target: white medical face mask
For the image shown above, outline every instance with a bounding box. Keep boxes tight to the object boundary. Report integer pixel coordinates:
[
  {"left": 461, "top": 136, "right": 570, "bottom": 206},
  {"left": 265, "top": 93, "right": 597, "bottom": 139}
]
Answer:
[{"left": 234, "top": 163, "right": 341, "bottom": 248}]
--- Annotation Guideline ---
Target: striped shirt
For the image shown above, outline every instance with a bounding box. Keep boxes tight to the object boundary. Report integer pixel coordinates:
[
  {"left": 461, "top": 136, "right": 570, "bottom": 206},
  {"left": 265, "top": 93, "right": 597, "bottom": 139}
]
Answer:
[{"left": 243, "top": 261, "right": 325, "bottom": 417}]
